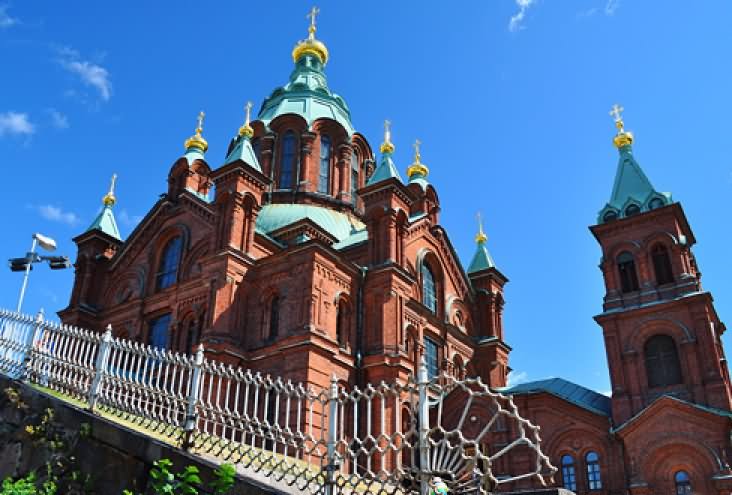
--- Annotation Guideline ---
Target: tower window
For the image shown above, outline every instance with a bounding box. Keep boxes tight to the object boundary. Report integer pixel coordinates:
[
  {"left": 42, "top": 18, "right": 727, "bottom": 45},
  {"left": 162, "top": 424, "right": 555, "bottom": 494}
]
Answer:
[
  {"left": 350, "top": 150, "right": 359, "bottom": 205},
  {"left": 603, "top": 210, "right": 618, "bottom": 223},
  {"left": 617, "top": 251, "right": 640, "bottom": 293},
  {"left": 421, "top": 263, "right": 437, "bottom": 314},
  {"left": 644, "top": 334, "right": 683, "bottom": 388},
  {"left": 318, "top": 135, "right": 331, "bottom": 194},
  {"left": 424, "top": 337, "right": 439, "bottom": 379},
  {"left": 280, "top": 131, "right": 296, "bottom": 189},
  {"left": 586, "top": 451, "right": 602, "bottom": 490},
  {"left": 651, "top": 244, "right": 674, "bottom": 285},
  {"left": 625, "top": 204, "right": 641, "bottom": 217},
  {"left": 561, "top": 455, "right": 577, "bottom": 492},
  {"left": 156, "top": 236, "right": 182, "bottom": 291},
  {"left": 649, "top": 197, "right": 665, "bottom": 210},
  {"left": 675, "top": 470, "right": 692, "bottom": 495},
  {"left": 336, "top": 299, "right": 348, "bottom": 348},
  {"left": 268, "top": 296, "right": 280, "bottom": 340}
]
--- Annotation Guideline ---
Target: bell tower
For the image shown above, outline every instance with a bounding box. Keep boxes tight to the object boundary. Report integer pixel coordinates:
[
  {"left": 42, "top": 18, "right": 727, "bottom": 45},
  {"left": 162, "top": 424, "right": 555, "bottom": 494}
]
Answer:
[{"left": 591, "top": 106, "right": 732, "bottom": 426}]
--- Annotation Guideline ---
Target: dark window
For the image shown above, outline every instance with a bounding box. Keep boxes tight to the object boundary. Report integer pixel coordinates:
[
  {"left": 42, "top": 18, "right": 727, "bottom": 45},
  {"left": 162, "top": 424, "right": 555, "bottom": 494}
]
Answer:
[
  {"left": 269, "top": 296, "right": 280, "bottom": 339},
  {"left": 149, "top": 314, "right": 172, "bottom": 350},
  {"left": 617, "top": 251, "right": 640, "bottom": 293},
  {"left": 336, "top": 300, "right": 348, "bottom": 348},
  {"left": 156, "top": 237, "right": 182, "bottom": 291},
  {"left": 421, "top": 263, "right": 437, "bottom": 313},
  {"left": 625, "top": 204, "right": 641, "bottom": 217},
  {"left": 645, "top": 335, "right": 683, "bottom": 387},
  {"left": 675, "top": 470, "right": 692, "bottom": 495},
  {"left": 318, "top": 135, "right": 331, "bottom": 194},
  {"left": 185, "top": 319, "right": 200, "bottom": 354},
  {"left": 424, "top": 337, "right": 439, "bottom": 379},
  {"left": 603, "top": 210, "right": 618, "bottom": 223},
  {"left": 561, "top": 455, "right": 577, "bottom": 492},
  {"left": 586, "top": 451, "right": 602, "bottom": 490},
  {"left": 652, "top": 244, "right": 674, "bottom": 285},
  {"left": 280, "top": 131, "right": 296, "bottom": 189},
  {"left": 649, "top": 197, "right": 665, "bottom": 210},
  {"left": 351, "top": 151, "right": 359, "bottom": 205}
]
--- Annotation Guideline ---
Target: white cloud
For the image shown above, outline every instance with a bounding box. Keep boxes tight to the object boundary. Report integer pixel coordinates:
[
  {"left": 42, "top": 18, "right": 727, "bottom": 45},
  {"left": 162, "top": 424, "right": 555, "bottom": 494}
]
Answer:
[
  {"left": 48, "top": 108, "right": 69, "bottom": 129},
  {"left": 0, "top": 111, "right": 34, "bottom": 137},
  {"left": 36, "top": 204, "right": 80, "bottom": 226},
  {"left": 605, "top": 0, "right": 620, "bottom": 15},
  {"left": 57, "top": 47, "right": 112, "bottom": 101},
  {"left": 507, "top": 370, "right": 529, "bottom": 387},
  {"left": 509, "top": 0, "right": 535, "bottom": 32},
  {"left": 118, "top": 209, "right": 143, "bottom": 228},
  {"left": 0, "top": 4, "right": 18, "bottom": 28}
]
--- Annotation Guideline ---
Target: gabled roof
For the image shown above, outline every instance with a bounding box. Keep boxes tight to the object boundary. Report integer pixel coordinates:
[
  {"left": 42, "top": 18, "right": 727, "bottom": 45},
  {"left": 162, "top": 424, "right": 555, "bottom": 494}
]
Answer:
[
  {"left": 500, "top": 377, "right": 612, "bottom": 417},
  {"left": 367, "top": 152, "right": 402, "bottom": 186},
  {"left": 255, "top": 204, "right": 365, "bottom": 243},
  {"left": 611, "top": 394, "right": 732, "bottom": 434},
  {"left": 86, "top": 204, "right": 121, "bottom": 241}
]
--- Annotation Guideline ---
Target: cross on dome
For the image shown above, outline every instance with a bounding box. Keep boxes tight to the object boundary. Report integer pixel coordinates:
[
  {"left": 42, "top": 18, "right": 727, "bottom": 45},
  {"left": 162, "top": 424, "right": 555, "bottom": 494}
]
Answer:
[
  {"left": 476, "top": 211, "right": 488, "bottom": 243},
  {"left": 609, "top": 103, "right": 624, "bottom": 123},
  {"left": 103, "top": 173, "right": 117, "bottom": 206},
  {"left": 196, "top": 111, "right": 205, "bottom": 132},
  {"left": 307, "top": 6, "right": 320, "bottom": 36}
]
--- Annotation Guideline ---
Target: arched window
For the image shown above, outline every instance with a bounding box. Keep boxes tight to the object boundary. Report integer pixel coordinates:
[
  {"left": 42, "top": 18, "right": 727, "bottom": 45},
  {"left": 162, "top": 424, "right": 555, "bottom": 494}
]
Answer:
[
  {"left": 625, "top": 204, "right": 641, "bottom": 217},
  {"left": 644, "top": 335, "right": 683, "bottom": 387},
  {"left": 586, "top": 451, "right": 602, "bottom": 490},
  {"left": 280, "top": 131, "right": 296, "bottom": 189},
  {"left": 617, "top": 251, "right": 640, "bottom": 293},
  {"left": 336, "top": 299, "right": 348, "bottom": 348},
  {"left": 423, "top": 337, "right": 439, "bottom": 379},
  {"left": 268, "top": 296, "right": 280, "bottom": 340},
  {"left": 561, "top": 455, "right": 577, "bottom": 492},
  {"left": 675, "top": 470, "right": 692, "bottom": 495},
  {"left": 149, "top": 314, "right": 171, "bottom": 350},
  {"left": 603, "top": 210, "right": 618, "bottom": 223},
  {"left": 649, "top": 197, "right": 665, "bottom": 210},
  {"left": 652, "top": 244, "right": 674, "bottom": 285},
  {"left": 421, "top": 263, "right": 437, "bottom": 314},
  {"left": 156, "top": 236, "right": 182, "bottom": 290},
  {"left": 351, "top": 150, "right": 359, "bottom": 205},
  {"left": 318, "top": 135, "right": 331, "bottom": 194}
]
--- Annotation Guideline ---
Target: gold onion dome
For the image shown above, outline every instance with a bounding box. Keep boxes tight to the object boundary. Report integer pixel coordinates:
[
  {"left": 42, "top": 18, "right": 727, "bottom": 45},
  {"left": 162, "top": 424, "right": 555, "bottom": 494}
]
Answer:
[
  {"left": 239, "top": 101, "right": 254, "bottom": 138},
  {"left": 102, "top": 173, "right": 117, "bottom": 207},
  {"left": 610, "top": 103, "right": 634, "bottom": 148},
  {"left": 184, "top": 111, "right": 208, "bottom": 153},
  {"left": 292, "top": 7, "right": 329, "bottom": 65},
  {"left": 407, "top": 139, "right": 429, "bottom": 179}
]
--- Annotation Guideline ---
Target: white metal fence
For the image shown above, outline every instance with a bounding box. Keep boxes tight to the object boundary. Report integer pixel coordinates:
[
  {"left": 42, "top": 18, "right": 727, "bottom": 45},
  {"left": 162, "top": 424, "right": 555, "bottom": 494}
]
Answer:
[{"left": 0, "top": 309, "right": 556, "bottom": 495}]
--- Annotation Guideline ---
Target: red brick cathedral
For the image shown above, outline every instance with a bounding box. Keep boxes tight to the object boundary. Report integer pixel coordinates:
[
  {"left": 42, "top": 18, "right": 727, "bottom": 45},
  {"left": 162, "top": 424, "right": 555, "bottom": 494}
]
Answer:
[{"left": 59, "top": 15, "right": 732, "bottom": 495}]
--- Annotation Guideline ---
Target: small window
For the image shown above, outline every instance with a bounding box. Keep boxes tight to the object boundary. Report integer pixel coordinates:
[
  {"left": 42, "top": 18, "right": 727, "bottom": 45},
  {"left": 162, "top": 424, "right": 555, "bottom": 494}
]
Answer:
[
  {"left": 350, "top": 150, "right": 359, "bottom": 205},
  {"left": 603, "top": 210, "right": 618, "bottom": 223},
  {"left": 184, "top": 319, "right": 200, "bottom": 354},
  {"left": 421, "top": 263, "right": 437, "bottom": 314},
  {"left": 586, "top": 451, "right": 602, "bottom": 490},
  {"left": 617, "top": 251, "right": 640, "bottom": 293},
  {"left": 318, "top": 135, "right": 331, "bottom": 194},
  {"left": 336, "top": 300, "right": 348, "bottom": 348},
  {"left": 652, "top": 244, "right": 674, "bottom": 285},
  {"left": 675, "top": 470, "right": 692, "bottom": 495},
  {"left": 561, "top": 455, "right": 577, "bottom": 492},
  {"left": 269, "top": 296, "right": 280, "bottom": 339},
  {"left": 149, "top": 314, "right": 172, "bottom": 350},
  {"left": 156, "top": 237, "right": 182, "bottom": 291},
  {"left": 424, "top": 337, "right": 439, "bottom": 379},
  {"left": 280, "top": 131, "right": 296, "bottom": 189},
  {"left": 649, "top": 197, "right": 665, "bottom": 210},
  {"left": 625, "top": 204, "right": 641, "bottom": 217},
  {"left": 645, "top": 334, "right": 683, "bottom": 388}
]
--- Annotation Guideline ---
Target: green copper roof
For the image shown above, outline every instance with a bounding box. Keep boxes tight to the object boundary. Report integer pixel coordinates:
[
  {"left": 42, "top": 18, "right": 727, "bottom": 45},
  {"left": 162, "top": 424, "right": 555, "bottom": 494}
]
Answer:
[
  {"left": 366, "top": 152, "right": 403, "bottom": 185},
  {"left": 408, "top": 171, "right": 430, "bottom": 191},
  {"left": 333, "top": 228, "right": 368, "bottom": 250},
  {"left": 257, "top": 55, "right": 355, "bottom": 135},
  {"left": 87, "top": 204, "right": 121, "bottom": 240},
  {"left": 224, "top": 135, "right": 261, "bottom": 171},
  {"left": 598, "top": 145, "right": 673, "bottom": 223},
  {"left": 500, "top": 377, "right": 611, "bottom": 417},
  {"left": 255, "top": 204, "right": 365, "bottom": 242},
  {"left": 467, "top": 240, "right": 496, "bottom": 274},
  {"left": 183, "top": 147, "right": 205, "bottom": 165}
]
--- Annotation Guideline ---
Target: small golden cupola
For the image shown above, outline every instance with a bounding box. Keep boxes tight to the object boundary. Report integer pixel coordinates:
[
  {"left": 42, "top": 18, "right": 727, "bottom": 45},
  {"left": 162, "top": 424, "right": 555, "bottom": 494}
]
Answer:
[
  {"left": 407, "top": 139, "right": 429, "bottom": 180},
  {"left": 184, "top": 111, "right": 208, "bottom": 153},
  {"left": 292, "top": 6, "right": 329, "bottom": 65}
]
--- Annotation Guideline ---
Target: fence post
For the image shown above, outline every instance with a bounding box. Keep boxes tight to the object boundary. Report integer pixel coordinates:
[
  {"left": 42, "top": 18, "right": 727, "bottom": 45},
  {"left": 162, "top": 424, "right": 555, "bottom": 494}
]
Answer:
[
  {"left": 418, "top": 356, "right": 431, "bottom": 495},
  {"left": 88, "top": 324, "right": 113, "bottom": 412},
  {"left": 183, "top": 344, "right": 204, "bottom": 450},
  {"left": 324, "top": 373, "right": 340, "bottom": 495},
  {"left": 21, "top": 309, "right": 45, "bottom": 381}
]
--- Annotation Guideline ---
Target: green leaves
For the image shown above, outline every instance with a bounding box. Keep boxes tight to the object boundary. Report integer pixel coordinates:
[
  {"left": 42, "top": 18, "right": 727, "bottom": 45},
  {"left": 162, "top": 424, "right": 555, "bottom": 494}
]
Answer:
[
  {"left": 209, "top": 464, "right": 236, "bottom": 495},
  {"left": 176, "top": 466, "right": 201, "bottom": 495}
]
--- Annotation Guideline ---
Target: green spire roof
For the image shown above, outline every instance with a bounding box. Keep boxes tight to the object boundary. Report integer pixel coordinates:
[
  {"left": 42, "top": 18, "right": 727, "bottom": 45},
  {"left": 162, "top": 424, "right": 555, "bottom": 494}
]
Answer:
[
  {"left": 367, "top": 151, "right": 402, "bottom": 185},
  {"left": 467, "top": 238, "right": 496, "bottom": 274},
  {"left": 224, "top": 135, "right": 261, "bottom": 171},
  {"left": 87, "top": 204, "right": 121, "bottom": 240}
]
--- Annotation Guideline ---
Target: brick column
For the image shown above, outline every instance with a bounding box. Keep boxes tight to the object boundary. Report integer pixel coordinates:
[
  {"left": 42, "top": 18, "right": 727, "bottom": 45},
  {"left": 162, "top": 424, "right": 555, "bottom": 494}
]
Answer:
[
  {"left": 337, "top": 143, "right": 351, "bottom": 202},
  {"left": 300, "top": 131, "right": 317, "bottom": 192}
]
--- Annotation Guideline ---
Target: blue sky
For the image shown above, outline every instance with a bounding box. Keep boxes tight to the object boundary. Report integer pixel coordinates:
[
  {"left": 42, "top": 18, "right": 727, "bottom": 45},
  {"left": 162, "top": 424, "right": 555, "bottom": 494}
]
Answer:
[{"left": 2, "top": 1, "right": 731, "bottom": 395}]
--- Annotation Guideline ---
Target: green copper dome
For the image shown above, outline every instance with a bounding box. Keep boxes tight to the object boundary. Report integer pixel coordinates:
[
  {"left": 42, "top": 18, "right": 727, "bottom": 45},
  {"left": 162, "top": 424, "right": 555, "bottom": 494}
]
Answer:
[
  {"left": 255, "top": 204, "right": 364, "bottom": 242},
  {"left": 257, "top": 55, "right": 355, "bottom": 136}
]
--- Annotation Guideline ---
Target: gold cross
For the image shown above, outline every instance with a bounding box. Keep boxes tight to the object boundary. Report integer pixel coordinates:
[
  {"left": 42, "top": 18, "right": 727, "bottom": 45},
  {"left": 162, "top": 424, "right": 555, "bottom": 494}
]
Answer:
[
  {"left": 307, "top": 6, "right": 320, "bottom": 34},
  {"left": 196, "top": 111, "right": 205, "bottom": 132},
  {"left": 413, "top": 139, "right": 422, "bottom": 161},
  {"left": 245, "top": 101, "right": 253, "bottom": 126},
  {"left": 476, "top": 211, "right": 488, "bottom": 242},
  {"left": 384, "top": 119, "right": 392, "bottom": 143},
  {"left": 609, "top": 103, "right": 624, "bottom": 122}
]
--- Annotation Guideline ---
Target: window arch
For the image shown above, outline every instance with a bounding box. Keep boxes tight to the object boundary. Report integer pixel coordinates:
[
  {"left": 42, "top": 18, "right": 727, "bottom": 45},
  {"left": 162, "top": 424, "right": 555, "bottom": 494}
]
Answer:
[
  {"left": 649, "top": 197, "right": 665, "bottom": 210},
  {"left": 675, "top": 470, "right": 692, "bottom": 494},
  {"left": 585, "top": 451, "right": 602, "bottom": 490},
  {"left": 156, "top": 236, "right": 182, "bottom": 290},
  {"left": 268, "top": 296, "right": 280, "bottom": 340},
  {"left": 561, "top": 455, "right": 577, "bottom": 492},
  {"left": 651, "top": 243, "right": 674, "bottom": 285},
  {"left": 644, "top": 334, "right": 683, "bottom": 387},
  {"left": 421, "top": 262, "right": 437, "bottom": 314},
  {"left": 318, "top": 135, "right": 331, "bottom": 194},
  {"left": 617, "top": 251, "right": 640, "bottom": 293},
  {"left": 350, "top": 150, "right": 359, "bottom": 205},
  {"left": 280, "top": 131, "right": 296, "bottom": 189},
  {"left": 603, "top": 210, "right": 618, "bottom": 223},
  {"left": 625, "top": 204, "right": 641, "bottom": 217},
  {"left": 336, "top": 299, "right": 349, "bottom": 349}
]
